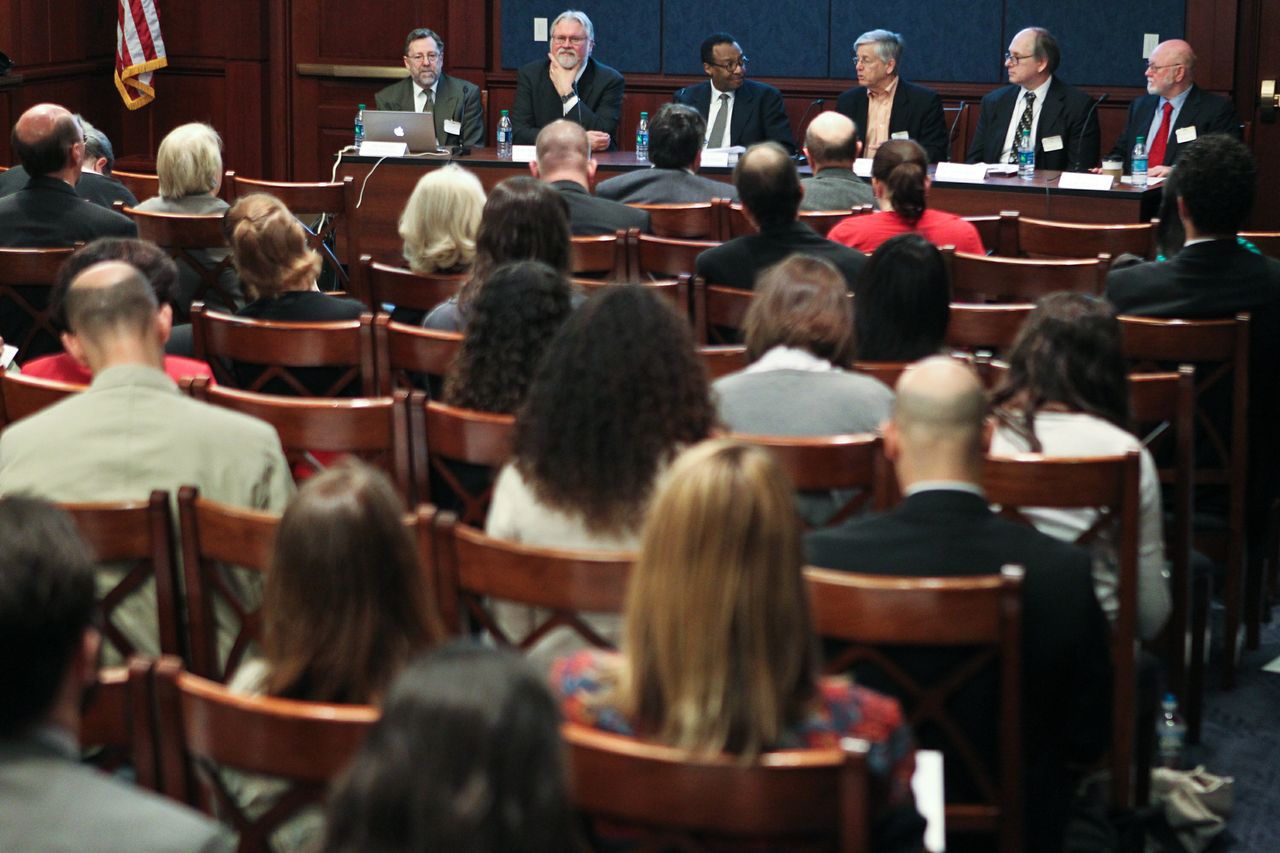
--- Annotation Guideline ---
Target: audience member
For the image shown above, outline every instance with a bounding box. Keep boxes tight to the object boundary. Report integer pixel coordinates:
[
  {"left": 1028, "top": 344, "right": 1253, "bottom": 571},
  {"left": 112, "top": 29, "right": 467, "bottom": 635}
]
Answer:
[
  {"left": 324, "top": 642, "right": 573, "bottom": 853},
  {"left": 595, "top": 102, "right": 738, "bottom": 203},
  {"left": 0, "top": 116, "right": 137, "bottom": 209},
  {"left": 805, "top": 356, "right": 1112, "bottom": 852},
  {"left": 394, "top": 163, "right": 485, "bottom": 324},
  {"left": 799, "top": 111, "right": 875, "bottom": 211},
  {"left": 828, "top": 139, "right": 984, "bottom": 254},
  {"left": 990, "top": 292, "right": 1171, "bottom": 640},
  {"left": 696, "top": 142, "right": 866, "bottom": 290},
  {"left": 854, "top": 233, "right": 951, "bottom": 362},
  {"left": 531, "top": 119, "right": 650, "bottom": 235},
  {"left": 0, "top": 496, "right": 232, "bottom": 852}
]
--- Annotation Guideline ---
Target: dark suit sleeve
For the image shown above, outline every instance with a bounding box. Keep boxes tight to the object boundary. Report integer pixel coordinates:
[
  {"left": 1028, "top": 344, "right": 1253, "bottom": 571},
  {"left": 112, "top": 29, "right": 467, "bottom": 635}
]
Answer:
[
  {"left": 374, "top": 79, "right": 407, "bottom": 112},
  {"left": 759, "top": 85, "right": 797, "bottom": 154},
  {"left": 511, "top": 64, "right": 542, "bottom": 145},
  {"left": 966, "top": 97, "right": 995, "bottom": 163},
  {"left": 1108, "top": 100, "right": 1143, "bottom": 162},
  {"left": 460, "top": 81, "right": 485, "bottom": 148},
  {"left": 1200, "top": 94, "right": 1242, "bottom": 138},
  {"left": 915, "top": 88, "right": 950, "bottom": 164},
  {"left": 577, "top": 65, "right": 625, "bottom": 139}
]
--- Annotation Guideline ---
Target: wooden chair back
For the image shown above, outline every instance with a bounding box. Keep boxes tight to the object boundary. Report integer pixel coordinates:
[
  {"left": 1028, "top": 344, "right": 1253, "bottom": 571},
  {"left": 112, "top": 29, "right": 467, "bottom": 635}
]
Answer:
[
  {"left": 1239, "top": 231, "right": 1280, "bottom": 258},
  {"left": 572, "top": 275, "right": 693, "bottom": 319},
  {"left": 692, "top": 277, "right": 754, "bottom": 344},
  {"left": 961, "top": 212, "right": 1018, "bottom": 256},
  {"left": 153, "top": 656, "right": 377, "bottom": 851},
  {"left": 80, "top": 658, "right": 161, "bottom": 789},
  {"left": 431, "top": 509, "right": 633, "bottom": 648},
  {"left": 942, "top": 247, "right": 1110, "bottom": 302},
  {"left": 629, "top": 202, "right": 723, "bottom": 240},
  {"left": 407, "top": 395, "right": 514, "bottom": 523},
  {"left": 372, "top": 313, "right": 462, "bottom": 396},
  {"left": 851, "top": 361, "right": 911, "bottom": 390},
  {"left": 0, "top": 371, "right": 82, "bottom": 427},
  {"left": 122, "top": 207, "right": 239, "bottom": 316},
  {"left": 633, "top": 232, "right": 719, "bottom": 280},
  {"left": 723, "top": 202, "right": 757, "bottom": 238},
  {"left": 565, "top": 722, "right": 871, "bottom": 852},
  {"left": 944, "top": 302, "right": 1034, "bottom": 354},
  {"left": 730, "top": 432, "right": 887, "bottom": 528},
  {"left": 806, "top": 565, "right": 1024, "bottom": 852},
  {"left": 111, "top": 169, "right": 161, "bottom": 201},
  {"left": 799, "top": 207, "right": 870, "bottom": 237},
  {"left": 698, "top": 344, "right": 749, "bottom": 380},
  {"left": 1014, "top": 216, "right": 1156, "bottom": 260},
  {"left": 570, "top": 230, "right": 631, "bottom": 279},
  {"left": 190, "top": 304, "right": 377, "bottom": 397},
  {"left": 355, "top": 254, "right": 464, "bottom": 314},
  {"left": 0, "top": 246, "right": 76, "bottom": 361}
]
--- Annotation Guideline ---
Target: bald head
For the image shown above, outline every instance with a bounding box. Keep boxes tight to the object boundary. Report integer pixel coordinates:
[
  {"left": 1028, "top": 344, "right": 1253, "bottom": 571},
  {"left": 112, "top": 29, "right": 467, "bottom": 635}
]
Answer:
[
  {"left": 886, "top": 356, "right": 987, "bottom": 485},
  {"left": 64, "top": 261, "right": 161, "bottom": 345},
  {"left": 534, "top": 120, "right": 592, "bottom": 185},
  {"left": 12, "top": 103, "right": 83, "bottom": 180},
  {"left": 804, "top": 111, "right": 859, "bottom": 168},
  {"left": 1147, "top": 40, "right": 1197, "bottom": 98},
  {"left": 735, "top": 142, "right": 802, "bottom": 228}
]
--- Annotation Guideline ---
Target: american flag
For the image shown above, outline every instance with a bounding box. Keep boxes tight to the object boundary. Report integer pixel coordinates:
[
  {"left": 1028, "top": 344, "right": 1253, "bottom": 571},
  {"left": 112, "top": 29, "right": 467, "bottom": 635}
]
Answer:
[{"left": 114, "top": 0, "right": 168, "bottom": 110}]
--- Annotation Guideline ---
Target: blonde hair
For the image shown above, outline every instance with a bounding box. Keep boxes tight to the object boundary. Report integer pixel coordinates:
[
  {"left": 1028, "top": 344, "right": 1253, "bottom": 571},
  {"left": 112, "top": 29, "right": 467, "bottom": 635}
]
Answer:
[
  {"left": 155, "top": 122, "right": 223, "bottom": 200},
  {"left": 398, "top": 164, "right": 485, "bottom": 274},
  {"left": 224, "top": 193, "right": 322, "bottom": 299},
  {"left": 620, "top": 439, "right": 818, "bottom": 758}
]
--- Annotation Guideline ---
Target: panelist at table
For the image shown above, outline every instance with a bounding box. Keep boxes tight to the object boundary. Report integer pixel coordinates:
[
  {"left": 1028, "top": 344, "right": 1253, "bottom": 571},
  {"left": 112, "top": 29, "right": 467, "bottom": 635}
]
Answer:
[
  {"left": 966, "top": 27, "right": 1100, "bottom": 171},
  {"left": 512, "top": 9, "right": 623, "bottom": 152},
  {"left": 674, "top": 33, "right": 796, "bottom": 154},
  {"left": 835, "top": 29, "right": 948, "bottom": 164},
  {"left": 375, "top": 28, "right": 484, "bottom": 148}
]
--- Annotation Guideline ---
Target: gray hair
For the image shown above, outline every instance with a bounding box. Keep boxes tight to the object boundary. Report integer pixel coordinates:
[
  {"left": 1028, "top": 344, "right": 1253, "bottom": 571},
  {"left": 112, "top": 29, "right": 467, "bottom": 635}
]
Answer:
[
  {"left": 76, "top": 117, "right": 116, "bottom": 172},
  {"left": 155, "top": 122, "right": 223, "bottom": 200},
  {"left": 854, "top": 29, "right": 904, "bottom": 66},
  {"left": 551, "top": 9, "right": 594, "bottom": 43}
]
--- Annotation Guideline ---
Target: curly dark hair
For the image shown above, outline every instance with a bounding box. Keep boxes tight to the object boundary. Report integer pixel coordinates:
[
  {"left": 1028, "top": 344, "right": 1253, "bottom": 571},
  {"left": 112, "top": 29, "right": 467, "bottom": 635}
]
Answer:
[
  {"left": 444, "top": 261, "right": 573, "bottom": 414},
  {"left": 990, "top": 292, "right": 1131, "bottom": 450},
  {"left": 514, "top": 285, "right": 715, "bottom": 535}
]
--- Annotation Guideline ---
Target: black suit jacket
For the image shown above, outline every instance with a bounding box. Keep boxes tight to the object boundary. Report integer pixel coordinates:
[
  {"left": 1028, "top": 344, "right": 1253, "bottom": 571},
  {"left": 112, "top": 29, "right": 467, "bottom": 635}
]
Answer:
[
  {"left": 835, "top": 79, "right": 949, "bottom": 164},
  {"left": 696, "top": 221, "right": 865, "bottom": 291},
  {"left": 0, "top": 167, "right": 137, "bottom": 211},
  {"left": 512, "top": 57, "right": 624, "bottom": 147},
  {"left": 674, "top": 80, "right": 796, "bottom": 154},
  {"left": 373, "top": 73, "right": 485, "bottom": 148},
  {"left": 0, "top": 175, "right": 137, "bottom": 248},
  {"left": 552, "top": 180, "right": 650, "bottom": 236},
  {"left": 1106, "top": 85, "right": 1240, "bottom": 169},
  {"left": 806, "top": 489, "right": 1113, "bottom": 852},
  {"left": 966, "top": 77, "right": 1101, "bottom": 171}
]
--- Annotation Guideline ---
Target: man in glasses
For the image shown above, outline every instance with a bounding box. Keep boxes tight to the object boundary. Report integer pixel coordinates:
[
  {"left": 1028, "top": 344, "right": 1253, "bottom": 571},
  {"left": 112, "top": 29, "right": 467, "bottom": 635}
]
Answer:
[
  {"left": 675, "top": 33, "right": 796, "bottom": 154},
  {"left": 835, "top": 29, "right": 948, "bottom": 164},
  {"left": 1104, "top": 39, "right": 1239, "bottom": 178},
  {"left": 966, "top": 27, "right": 1099, "bottom": 171},
  {"left": 512, "top": 9, "right": 623, "bottom": 151},
  {"left": 375, "top": 28, "right": 484, "bottom": 148}
]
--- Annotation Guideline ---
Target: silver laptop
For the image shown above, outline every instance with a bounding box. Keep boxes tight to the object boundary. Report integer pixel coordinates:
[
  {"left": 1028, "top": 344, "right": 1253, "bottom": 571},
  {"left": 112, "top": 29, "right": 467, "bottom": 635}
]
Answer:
[{"left": 363, "top": 110, "right": 443, "bottom": 153}]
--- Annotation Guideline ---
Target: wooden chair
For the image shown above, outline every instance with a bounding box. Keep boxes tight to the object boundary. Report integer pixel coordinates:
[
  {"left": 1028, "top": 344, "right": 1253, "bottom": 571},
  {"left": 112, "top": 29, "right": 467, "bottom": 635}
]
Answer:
[
  {"left": 807, "top": 565, "right": 1024, "bottom": 853},
  {"left": 407, "top": 395, "right": 514, "bottom": 523},
  {"left": 192, "top": 381, "right": 412, "bottom": 499},
  {"left": 431, "top": 509, "right": 633, "bottom": 649},
  {"left": 944, "top": 303, "right": 1034, "bottom": 354},
  {"left": 122, "top": 207, "right": 239, "bottom": 317},
  {"left": 177, "top": 487, "right": 281, "bottom": 683},
  {"left": 629, "top": 201, "right": 724, "bottom": 240},
  {"left": 153, "top": 656, "right": 377, "bottom": 851},
  {"left": 698, "top": 344, "right": 748, "bottom": 380},
  {"left": 1119, "top": 314, "right": 1251, "bottom": 683},
  {"left": 962, "top": 213, "right": 1017, "bottom": 256},
  {"left": 691, "top": 276, "right": 753, "bottom": 344},
  {"left": 80, "top": 658, "right": 161, "bottom": 789},
  {"left": 851, "top": 360, "right": 911, "bottom": 390},
  {"left": 730, "top": 432, "right": 887, "bottom": 528},
  {"left": 354, "top": 254, "right": 464, "bottom": 315},
  {"left": 372, "top": 313, "right": 462, "bottom": 395},
  {"left": 1013, "top": 216, "right": 1156, "bottom": 260},
  {"left": 571, "top": 230, "right": 631, "bottom": 279},
  {"left": 799, "top": 207, "right": 869, "bottom": 237},
  {"left": 0, "top": 246, "right": 76, "bottom": 361},
  {"left": 564, "top": 722, "right": 871, "bottom": 853},
  {"left": 190, "top": 304, "right": 377, "bottom": 397},
  {"left": 0, "top": 371, "right": 82, "bottom": 427},
  {"left": 722, "top": 202, "right": 756, "bottom": 238},
  {"left": 633, "top": 232, "right": 719, "bottom": 280},
  {"left": 59, "top": 490, "right": 182, "bottom": 664},
  {"left": 573, "top": 274, "right": 693, "bottom": 319},
  {"left": 981, "top": 451, "right": 1141, "bottom": 810},
  {"left": 1238, "top": 231, "right": 1280, "bottom": 258},
  {"left": 111, "top": 169, "right": 162, "bottom": 201},
  {"left": 942, "top": 247, "right": 1110, "bottom": 303}
]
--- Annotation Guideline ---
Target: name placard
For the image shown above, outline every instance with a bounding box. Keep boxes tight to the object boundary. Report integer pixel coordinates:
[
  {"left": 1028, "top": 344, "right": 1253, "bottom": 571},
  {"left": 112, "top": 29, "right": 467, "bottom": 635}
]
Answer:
[
  {"left": 700, "top": 150, "right": 731, "bottom": 168},
  {"left": 934, "top": 162, "right": 989, "bottom": 184},
  {"left": 511, "top": 144, "right": 538, "bottom": 163},
  {"left": 1058, "top": 172, "right": 1115, "bottom": 191},
  {"left": 853, "top": 158, "right": 873, "bottom": 177},
  {"left": 358, "top": 141, "right": 408, "bottom": 157}
]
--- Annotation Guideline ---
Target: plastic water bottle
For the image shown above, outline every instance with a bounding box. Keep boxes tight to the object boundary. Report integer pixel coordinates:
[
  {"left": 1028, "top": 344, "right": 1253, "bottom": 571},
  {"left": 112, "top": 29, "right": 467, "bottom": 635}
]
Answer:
[
  {"left": 1156, "top": 693, "right": 1187, "bottom": 768},
  {"left": 1131, "top": 135, "right": 1149, "bottom": 189},
  {"left": 496, "top": 110, "right": 513, "bottom": 159},
  {"left": 636, "top": 111, "right": 650, "bottom": 162},
  {"left": 353, "top": 104, "right": 365, "bottom": 149},
  {"left": 1017, "top": 129, "right": 1035, "bottom": 180}
]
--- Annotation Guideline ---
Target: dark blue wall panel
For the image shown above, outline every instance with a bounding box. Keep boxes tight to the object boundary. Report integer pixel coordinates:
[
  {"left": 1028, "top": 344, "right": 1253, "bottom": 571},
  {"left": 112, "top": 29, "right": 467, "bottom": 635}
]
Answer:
[
  {"left": 659, "top": 3, "right": 832, "bottom": 77},
  {"left": 500, "top": 1, "right": 663, "bottom": 73},
  {"left": 826, "top": 1, "right": 1006, "bottom": 84}
]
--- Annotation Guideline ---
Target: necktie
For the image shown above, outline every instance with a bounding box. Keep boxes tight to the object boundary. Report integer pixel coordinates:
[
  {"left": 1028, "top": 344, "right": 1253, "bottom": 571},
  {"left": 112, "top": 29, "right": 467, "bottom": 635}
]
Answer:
[
  {"left": 1010, "top": 90, "right": 1036, "bottom": 163},
  {"left": 1147, "top": 101, "right": 1174, "bottom": 167},
  {"left": 707, "top": 93, "right": 730, "bottom": 148},
  {"left": 421, "top": 88, "right": 434, "bottom": 114}
]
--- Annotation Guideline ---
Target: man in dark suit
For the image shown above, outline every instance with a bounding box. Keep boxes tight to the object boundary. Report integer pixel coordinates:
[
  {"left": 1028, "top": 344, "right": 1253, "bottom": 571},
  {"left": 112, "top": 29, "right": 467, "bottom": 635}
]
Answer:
[
  {"left": 531, "top": 120, "right": 649, "bottom": 236},
  {"left": 0, "top": 104, "right": 137, "bottom": 248},
  {"left": 595, "top": 103, "right": 738, "bottom": 203},
  {"left": 674, "top": 33, "right": 796, "bottom": 155},
  {"left": 966, "top": 27, "right": 1100, "bottom": 171},
  {"left": 374, "top": 28, "right": 484, "bottom": 149},
  {"left": 835, "top": 29, "right": 949, "bottom": 164},
  {"left": 806, "top": 356, "right": 1113, "bottom": 853},
  {"left": 1, "top": 118, "right": 137, "bottom": 209},
  {"left": 512, "top": 10, "right": 623, "bottom": 152},
  {"left": 1104, "top": 40, "right": 1239, "bottom": 177},
  {"left": 696, "top": 142, "right": 865, "bottom": 290}
]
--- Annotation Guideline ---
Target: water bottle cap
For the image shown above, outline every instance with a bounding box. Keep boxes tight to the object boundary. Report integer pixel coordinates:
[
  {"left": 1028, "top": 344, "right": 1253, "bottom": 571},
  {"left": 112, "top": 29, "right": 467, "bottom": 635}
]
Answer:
[
  {"left": 1163, "top": 692, "right": 1176, "bottom": 703},
  {"left": 1137, "top": 136, "right": 1145, "bottom": 143},
  {"left": 641, "top": 111, "right": 648, "bottom": 117},
  {"left": 358, "top": 104, "right": 366, "bottom": 110},
  {"left": 501, "top": 109, "right": 509, "bottom": 115}
]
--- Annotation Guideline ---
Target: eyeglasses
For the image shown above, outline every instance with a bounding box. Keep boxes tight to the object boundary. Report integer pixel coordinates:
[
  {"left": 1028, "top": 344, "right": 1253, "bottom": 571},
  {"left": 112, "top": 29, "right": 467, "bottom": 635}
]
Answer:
[
  {"left": 707, "top": 56, "right": 749, "bottom": 72},
  {"left": 1004, "top": 51, "right": 1033, "bottom": 64},
  {"left": 853, "top": 55, "right": 881, "bottom": 67},
  {"left": 552, "top": 35, "right": 588, "bottom": 45},
  {"left": 406, "top": 52, "right": 440, "bottom": 63},
  {"left": 1145, "top": 62, "right": 1183, "bottom": 72}
]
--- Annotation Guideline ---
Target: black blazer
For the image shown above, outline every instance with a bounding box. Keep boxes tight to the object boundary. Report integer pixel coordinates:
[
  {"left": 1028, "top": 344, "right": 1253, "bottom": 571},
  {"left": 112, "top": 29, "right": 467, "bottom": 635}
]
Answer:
[
  {"left": 511, "top": 57, "right": 624, "bottom": 147},
  {"left": 373, "top": 73, "right": 485, "bottom": 148},
  {"left": 1106, "top": 84, "right": 1240, "bottom": 169},
  {"left": 835, "top": 79, "right": 950, "bottom": 164},
  {"left": 0, "top": 175, "right": 137, "bottom": 248},
  {"left": 674, "top": 79, "right": 796, "bottom": 154},
  {"left": 965, "top": 77, "right": 1100, "bottom": 171},
  {"left": 0, "top": 166, "right": 137, "bottom": 209},
  {"left": 551, "top": 180, "right": 650, "bottom": 236},
  {"left": 696, "top": 221, "right": 865, "bottom": 291},
  {"left": 806, "top": 489, "right": 1113, "bottom": 852}
]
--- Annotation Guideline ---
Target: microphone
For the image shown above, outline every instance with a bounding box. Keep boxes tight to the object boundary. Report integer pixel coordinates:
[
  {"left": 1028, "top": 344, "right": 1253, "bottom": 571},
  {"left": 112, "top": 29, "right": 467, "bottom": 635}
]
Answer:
[
  {"left": 793, "top": 98, "right": 825, "bottom": 160},
  {"left": 1071, "top": 92, "right": 1108, "bottom": 172},
  {"left": 947, "top": 100, "right": 967, "bottom": 158}
]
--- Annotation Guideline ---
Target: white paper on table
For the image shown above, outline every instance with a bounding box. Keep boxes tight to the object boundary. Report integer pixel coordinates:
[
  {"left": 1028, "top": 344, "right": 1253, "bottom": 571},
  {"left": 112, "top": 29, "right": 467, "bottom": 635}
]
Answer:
[
  {"left": 510, "top": 144, "right": 538, "bottom": 163},
  {"left": 700, "top": 150, "right": 731, "bottom": 168},
  {"left": 935, "top": 161, "right": 990, "bottom": 183},
  {"left": 853, "top": 158, "right": 873, "bottom": 177},
  {"left": 1, "top": 343, "right": 17, "bottom": 369},
  {"left": 358, "top": 140, "right": 408, "bottom": 157},
  {"left": 1058, "top": 172, "right": 1116, "bottom": 191},
  {"left": 1120, "top": 175, "right": 1165, "bottom": 188},
  {"left": 912, "top": 749, "right": 947, "bottom": 853}
]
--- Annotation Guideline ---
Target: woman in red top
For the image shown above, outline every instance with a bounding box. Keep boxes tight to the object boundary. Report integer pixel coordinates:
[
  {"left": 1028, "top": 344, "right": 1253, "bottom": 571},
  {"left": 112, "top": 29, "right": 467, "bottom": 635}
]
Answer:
[{"left": 828, "top": 138, "right": 985, "bottom": 254}]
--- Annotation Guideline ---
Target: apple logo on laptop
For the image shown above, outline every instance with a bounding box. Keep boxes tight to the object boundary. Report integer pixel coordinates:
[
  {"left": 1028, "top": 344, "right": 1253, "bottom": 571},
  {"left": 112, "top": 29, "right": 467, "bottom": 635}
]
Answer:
[{"left": 394, "top": 126, "right": 405, "bottom": 137}]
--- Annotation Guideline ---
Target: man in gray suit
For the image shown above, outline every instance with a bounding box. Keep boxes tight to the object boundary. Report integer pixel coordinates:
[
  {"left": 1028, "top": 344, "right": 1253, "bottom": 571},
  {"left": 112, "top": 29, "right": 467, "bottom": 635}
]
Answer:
[
  {"left": 530, "top": 120, "right": 650, "bottom": 236},
  {"left": 596, "top": 103, "right": 738, "bottom": 203},
  {"left": 0, "top": 496, "right": 232, "bottom": 852},
  {"left": 374, "top": 28, "right": 484, "bottom": 148},
  {"left": 800, "top": 111, "right": 875, "bottom": 211}
]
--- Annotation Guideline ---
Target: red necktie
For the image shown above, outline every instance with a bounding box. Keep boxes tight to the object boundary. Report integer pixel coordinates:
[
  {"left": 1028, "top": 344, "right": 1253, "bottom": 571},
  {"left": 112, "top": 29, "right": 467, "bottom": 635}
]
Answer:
[{"left": 1148, "top": 101, "right": 1174, "bottom": 166}]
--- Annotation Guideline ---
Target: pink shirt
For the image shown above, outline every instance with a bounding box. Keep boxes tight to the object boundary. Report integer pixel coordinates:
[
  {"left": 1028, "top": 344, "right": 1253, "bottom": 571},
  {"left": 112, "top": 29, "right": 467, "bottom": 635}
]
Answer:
[{"left": 828, "top": 208, "right": 986, "bottom": 255}]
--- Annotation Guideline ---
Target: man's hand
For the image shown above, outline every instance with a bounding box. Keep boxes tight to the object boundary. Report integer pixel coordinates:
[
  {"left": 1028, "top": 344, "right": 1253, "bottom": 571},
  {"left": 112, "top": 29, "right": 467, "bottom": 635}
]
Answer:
[
  {"left": 1148, "top": 165, "right": 1172, "bottom": 178},
  {"left": 586, "top": 130, "right": 611, "bottom": 152},
  {"left": 547, "top": 56, "right": 577, "bottom": 98}
]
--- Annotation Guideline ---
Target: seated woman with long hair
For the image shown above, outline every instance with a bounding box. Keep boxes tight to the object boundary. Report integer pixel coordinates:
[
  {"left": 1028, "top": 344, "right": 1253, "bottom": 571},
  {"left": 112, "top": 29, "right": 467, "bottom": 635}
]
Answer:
[
  {"left": 552, "top": 439, "right": 921, "bottom": 847},
  {"left": 423, "top": 176, "right": 572, "bottom": 332},
  {"left": 828, "top": 139, "right": 984, "bottom": 255},
  {"left": 989, "top": 292, "right": 1171, "bottom": 640},
  {"left": 854, "top": 233, "right": 952, "bottom": 362},
  {"left": 323, "top": 642, "right": 573, "bottom": 853}
]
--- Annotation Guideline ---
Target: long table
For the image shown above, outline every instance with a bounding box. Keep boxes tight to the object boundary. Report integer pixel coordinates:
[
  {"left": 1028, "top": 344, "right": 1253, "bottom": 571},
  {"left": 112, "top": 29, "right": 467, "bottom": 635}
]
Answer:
[{"left": 336, "top": 149, "right": 1161, "bottom": 262}]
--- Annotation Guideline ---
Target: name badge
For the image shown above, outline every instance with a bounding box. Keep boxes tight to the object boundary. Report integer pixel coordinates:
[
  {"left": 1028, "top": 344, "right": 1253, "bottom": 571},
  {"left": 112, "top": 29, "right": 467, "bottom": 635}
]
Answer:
[
  {"left": 891, "top": 131, "right": 910, "bottom": 140},
  {"left": 1175, "top": 126, "right": 1197, "bottom": 144},
  {"left": 1042, "top": 134, "right": 1064, "bottom": 152},
  {"left": 444, "top": 119, "right": 462, "bottom": 136}
]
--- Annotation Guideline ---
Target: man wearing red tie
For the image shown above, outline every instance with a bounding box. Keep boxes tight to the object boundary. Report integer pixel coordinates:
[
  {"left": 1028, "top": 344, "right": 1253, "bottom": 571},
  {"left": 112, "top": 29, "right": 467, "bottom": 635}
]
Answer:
[{"left": 1105, "top": 39, "right": 1239, "bottom": 178}]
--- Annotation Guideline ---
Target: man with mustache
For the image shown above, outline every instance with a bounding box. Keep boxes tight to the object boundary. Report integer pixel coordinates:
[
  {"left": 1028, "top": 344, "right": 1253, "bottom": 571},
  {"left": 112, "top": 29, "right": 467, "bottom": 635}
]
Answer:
[
  {"left": 511, "top": 9, "right": 623, "bottom": 152},
  {"left": 675, "top": 33, "right": 796, "bottom": 155}
]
